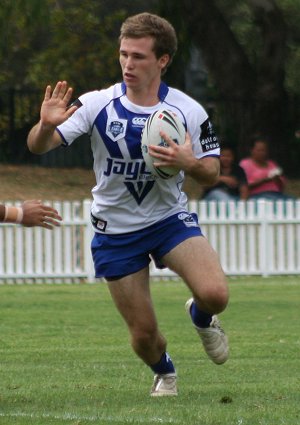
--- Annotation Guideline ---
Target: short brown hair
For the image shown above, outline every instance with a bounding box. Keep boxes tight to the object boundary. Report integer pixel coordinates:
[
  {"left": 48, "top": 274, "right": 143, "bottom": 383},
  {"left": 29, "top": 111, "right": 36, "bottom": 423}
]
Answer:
[{"left": 119, "top": 13, "right": 177, "bottom": 73}]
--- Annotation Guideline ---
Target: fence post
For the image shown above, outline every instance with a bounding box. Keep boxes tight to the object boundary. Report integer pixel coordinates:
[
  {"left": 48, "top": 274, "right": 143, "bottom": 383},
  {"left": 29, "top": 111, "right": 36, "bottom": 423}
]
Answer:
[
  {"left": 83, "top": 199, "right": 95, "bottom": 282},
  {"left": 257, "top": 200, "right": 272, "bottom": 277}
]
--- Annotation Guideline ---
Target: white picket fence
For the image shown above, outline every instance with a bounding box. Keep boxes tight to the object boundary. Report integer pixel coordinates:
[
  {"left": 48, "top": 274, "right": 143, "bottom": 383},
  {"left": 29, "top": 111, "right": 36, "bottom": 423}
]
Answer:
[{"left": 1, "top": 199, "right": 300, "bottom": 283}]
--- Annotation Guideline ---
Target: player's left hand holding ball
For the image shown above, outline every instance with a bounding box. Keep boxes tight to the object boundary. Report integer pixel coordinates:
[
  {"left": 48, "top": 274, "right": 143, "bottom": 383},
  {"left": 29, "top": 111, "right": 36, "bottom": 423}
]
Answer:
[{"left": 149, "top": 131, "right": 196, "bottom": 174}]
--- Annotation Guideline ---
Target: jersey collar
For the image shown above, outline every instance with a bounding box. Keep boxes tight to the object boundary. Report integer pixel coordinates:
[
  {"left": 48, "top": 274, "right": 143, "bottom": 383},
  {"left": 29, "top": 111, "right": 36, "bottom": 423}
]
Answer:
[{"left": 121, "top": 81, "right": 169, "bottom": 102}]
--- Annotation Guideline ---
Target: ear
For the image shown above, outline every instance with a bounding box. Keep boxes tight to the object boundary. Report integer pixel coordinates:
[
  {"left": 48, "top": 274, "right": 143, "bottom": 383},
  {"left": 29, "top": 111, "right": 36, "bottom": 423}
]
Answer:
[{"left": 158, "top": 54, "right": 170, "bottom": 70}]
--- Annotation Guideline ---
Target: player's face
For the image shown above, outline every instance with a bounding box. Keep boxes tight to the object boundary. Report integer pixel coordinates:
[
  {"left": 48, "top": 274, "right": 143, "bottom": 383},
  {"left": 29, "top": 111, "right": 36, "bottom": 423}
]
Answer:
[{"left": 119, "top": 37, "right": 169, "bottom": 95}]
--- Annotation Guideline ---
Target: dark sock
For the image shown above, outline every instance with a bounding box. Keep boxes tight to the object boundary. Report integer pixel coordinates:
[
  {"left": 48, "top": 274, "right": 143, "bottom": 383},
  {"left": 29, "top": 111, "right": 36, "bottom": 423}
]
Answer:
[
  {"left": 150, "top": 352, "right": 175, "bottom": 375},
  {"left": 190, "top": 301, "right": 212, "bottom": 328}
]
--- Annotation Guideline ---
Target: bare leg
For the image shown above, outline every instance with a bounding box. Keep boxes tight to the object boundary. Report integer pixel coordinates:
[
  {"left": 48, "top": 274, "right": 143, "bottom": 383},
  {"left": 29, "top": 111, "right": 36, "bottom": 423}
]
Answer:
[
  {"left": 162, "top": 236, "right": 229, "bottom": 314},
  {"left": 162, "top": 235, "right": 229, "bottom": 365},
  {"left": 106, "top": 267, "right": 166, "bottom": 365}
]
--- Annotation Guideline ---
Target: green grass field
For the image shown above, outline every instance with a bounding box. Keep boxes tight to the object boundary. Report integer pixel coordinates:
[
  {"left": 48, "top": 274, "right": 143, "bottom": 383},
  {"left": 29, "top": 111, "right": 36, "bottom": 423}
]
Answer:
[{"left": 0, "top": 277, "right": 299, "bottom": 425}]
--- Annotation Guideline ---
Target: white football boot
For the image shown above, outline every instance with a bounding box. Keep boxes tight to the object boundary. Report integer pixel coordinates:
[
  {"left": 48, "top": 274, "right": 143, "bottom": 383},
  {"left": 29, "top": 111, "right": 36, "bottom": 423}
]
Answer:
[
  {"left": 185, "top": 298, "right": 229, "bottom": 365},
  {"left": 150, "top": 373, "right": 178, "bottom": 396}
]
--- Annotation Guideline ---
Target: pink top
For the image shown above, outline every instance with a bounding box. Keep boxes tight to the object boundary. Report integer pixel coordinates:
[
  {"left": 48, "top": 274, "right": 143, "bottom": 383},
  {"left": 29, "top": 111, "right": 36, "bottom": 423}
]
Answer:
[{"left": 239, "top": 158, "right": 286, "bottom": 196}]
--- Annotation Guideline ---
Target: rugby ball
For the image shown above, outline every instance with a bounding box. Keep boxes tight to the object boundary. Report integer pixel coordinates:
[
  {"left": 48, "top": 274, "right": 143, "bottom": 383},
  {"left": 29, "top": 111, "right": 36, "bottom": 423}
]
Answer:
[{"left": 141, "top": 109, "right": 186, "bottom": 179}]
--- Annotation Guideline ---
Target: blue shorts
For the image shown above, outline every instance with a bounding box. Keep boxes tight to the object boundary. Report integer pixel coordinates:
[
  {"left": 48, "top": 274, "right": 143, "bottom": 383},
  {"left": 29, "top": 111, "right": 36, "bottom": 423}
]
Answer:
[{"left": 91, "top": 212, "right": 203, "bottom": 279}]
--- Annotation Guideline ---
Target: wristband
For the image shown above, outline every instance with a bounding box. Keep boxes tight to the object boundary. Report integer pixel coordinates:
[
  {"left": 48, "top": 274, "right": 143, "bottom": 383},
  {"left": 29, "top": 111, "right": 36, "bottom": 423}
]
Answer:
[{"left": 3, "top": 206, "right": 24, "bottom": 224}]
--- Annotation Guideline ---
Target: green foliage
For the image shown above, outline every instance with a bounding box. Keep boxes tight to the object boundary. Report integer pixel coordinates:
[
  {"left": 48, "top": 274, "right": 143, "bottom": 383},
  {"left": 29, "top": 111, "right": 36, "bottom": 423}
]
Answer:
[
  {"left": 286, "top": 47, "right": 300, "bottom": 95},
  {"left": 1, "top": 1, "right": 299, "bottom": 94},
  {"left": 215, "top": 2, "right": 263, "bottom": 66},
  {"left": 0, "top": 0, "right": 299, "bottom": 171},
  {"left": 28, "top": 1, "right": 125, "bottom": 93},
  {"left": 0, "top": 0, "right": 159, "bottom": 93},
  {"left": 215, "top": 0, "right": 300, "bottom": 96},
  {"left": 280, "top": 0, "right": 300, "bottom": 95},
  {"left": 0, "top": 0, "right": 51, "bottom": 87},
  {"left": 0, "top": 278, "right": 300, "bottom": 424}
]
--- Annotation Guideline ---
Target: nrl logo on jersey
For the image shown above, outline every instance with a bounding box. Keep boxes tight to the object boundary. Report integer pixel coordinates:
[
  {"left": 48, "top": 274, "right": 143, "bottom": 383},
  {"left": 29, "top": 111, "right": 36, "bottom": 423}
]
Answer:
[{"left": 106, "top": 118, "right": 127, "bottom": 142}]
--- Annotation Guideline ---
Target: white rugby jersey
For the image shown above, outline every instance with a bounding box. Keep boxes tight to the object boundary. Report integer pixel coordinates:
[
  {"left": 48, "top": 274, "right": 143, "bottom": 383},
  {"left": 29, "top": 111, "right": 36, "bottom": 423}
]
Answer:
[{"left": 57, "top": 82, "right": 220, "bottom": 234}]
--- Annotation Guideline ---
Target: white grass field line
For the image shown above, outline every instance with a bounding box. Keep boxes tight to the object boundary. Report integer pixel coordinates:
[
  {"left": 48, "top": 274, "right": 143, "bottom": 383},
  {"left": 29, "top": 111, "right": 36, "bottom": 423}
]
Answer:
[{"left": 0, "top": 411, "right": 180, "bottom": 423}]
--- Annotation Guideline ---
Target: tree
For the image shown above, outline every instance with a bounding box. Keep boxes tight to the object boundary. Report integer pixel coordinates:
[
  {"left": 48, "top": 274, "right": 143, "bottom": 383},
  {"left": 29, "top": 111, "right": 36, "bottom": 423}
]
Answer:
[
  {"left": 0, "top": 0, "right": 51, "bottom": 88},
  {"left": 0, "top": 0, "right": 159, "bottom": 94},
  {"left": 159, "top": 0, "right": 300, "bottom": 174},
  {"left": 1, "top": 0, "right": 299, "bottom": 173},
  {"left": 0, "top": 0, "right": 159, "bottom": 162}
]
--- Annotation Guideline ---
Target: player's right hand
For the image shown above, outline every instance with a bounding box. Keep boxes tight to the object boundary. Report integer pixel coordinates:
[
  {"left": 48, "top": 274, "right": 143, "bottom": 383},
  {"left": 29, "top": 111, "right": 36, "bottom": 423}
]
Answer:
[{"left": 40, "top": 81, "right": 78, "bottom": 127}]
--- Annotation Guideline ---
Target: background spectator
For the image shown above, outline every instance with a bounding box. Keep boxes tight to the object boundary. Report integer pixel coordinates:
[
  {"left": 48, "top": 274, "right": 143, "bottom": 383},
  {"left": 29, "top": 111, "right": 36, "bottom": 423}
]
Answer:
[
  {"left": 239, "top": 138, "right": 293, "bottom": 201},
  {"left": 202, "top": 143, "right": 248, "bottom": 201}
]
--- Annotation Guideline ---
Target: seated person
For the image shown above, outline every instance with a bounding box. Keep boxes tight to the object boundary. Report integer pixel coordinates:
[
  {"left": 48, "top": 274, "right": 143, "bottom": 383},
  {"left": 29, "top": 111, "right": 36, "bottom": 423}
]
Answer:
[
  {"left": 239, "top": 137, "right": 293, "bottom": 201},
  {"left": 202, "top": 143, "right": 249, "bottom": 201}
]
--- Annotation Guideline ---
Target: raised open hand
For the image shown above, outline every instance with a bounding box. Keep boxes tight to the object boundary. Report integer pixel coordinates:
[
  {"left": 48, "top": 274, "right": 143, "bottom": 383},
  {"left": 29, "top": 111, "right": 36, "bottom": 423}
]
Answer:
[{"left": 40, "top": 81, "right": 78, "bottom": 127}]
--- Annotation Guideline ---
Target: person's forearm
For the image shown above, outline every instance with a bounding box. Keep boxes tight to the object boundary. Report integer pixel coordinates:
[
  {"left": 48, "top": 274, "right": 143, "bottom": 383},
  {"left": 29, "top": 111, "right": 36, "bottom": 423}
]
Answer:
[
  {"left": 27, "top": 121, "right": 60, "bottom": 154},
  {"left": 248, "top": 177, "right": 271, "bottom": 189},
  {"left": 0, "top": 204, "right": 23, "bottom": 223},
  {"left": 0, "top": 204, "right": 5, "bottom": 221},
  {"left": 185, "top": 157, "right": 220, "bottom": 185},
  {"left": 239, "top": 185, "right": 249, "bottom": 200}
]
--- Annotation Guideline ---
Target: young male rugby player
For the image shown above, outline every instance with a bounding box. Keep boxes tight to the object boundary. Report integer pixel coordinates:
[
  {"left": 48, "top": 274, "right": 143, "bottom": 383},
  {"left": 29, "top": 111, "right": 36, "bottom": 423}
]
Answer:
[{"left": 27, "top": 12, "right": 229, "bottom": 396}]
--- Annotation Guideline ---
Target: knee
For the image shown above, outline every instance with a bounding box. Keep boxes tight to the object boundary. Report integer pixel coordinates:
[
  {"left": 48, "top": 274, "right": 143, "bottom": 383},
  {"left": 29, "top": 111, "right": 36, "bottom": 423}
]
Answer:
[
  {"left": 213, "top": 285, "right": 229, "bottom": 313},
  {"left": 194, "top": 283, "right": 229, "bottom": 315}
]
